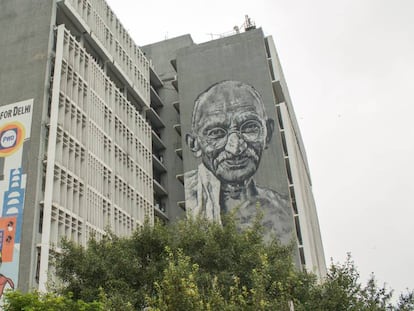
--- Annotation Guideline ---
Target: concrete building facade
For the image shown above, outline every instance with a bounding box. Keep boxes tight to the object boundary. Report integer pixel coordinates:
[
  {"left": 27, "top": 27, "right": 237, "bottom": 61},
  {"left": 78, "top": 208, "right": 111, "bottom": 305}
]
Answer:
[
  {"left": 0, "top": 0, "right": 326, "bottom": 295},
  {"left": 143, "top": 28, "right": 327, "bottom": 279},
  {"left": 0, "top": 0, "right": 154, "bottom": 293}
]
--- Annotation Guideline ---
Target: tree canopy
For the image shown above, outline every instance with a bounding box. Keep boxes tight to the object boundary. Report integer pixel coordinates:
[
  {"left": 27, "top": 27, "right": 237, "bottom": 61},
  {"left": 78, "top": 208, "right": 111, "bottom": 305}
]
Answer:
[{"left": 4, "top": 215, "right": 413, "bottom": 310}]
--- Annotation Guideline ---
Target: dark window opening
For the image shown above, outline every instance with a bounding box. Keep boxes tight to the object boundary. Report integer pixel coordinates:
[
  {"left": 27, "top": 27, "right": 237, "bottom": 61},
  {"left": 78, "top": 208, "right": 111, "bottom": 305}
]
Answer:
[
  {"left": 294, "top": 215, "right": 303, "bottom": 245},
  {"left": 299, "top": 247, "right": 306, "bottom": 266}
]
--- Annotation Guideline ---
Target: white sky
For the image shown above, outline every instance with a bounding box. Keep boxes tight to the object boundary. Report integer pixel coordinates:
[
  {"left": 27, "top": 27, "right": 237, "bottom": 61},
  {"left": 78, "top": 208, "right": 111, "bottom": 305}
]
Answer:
[{"left": 106, "top": 0, "right": 414, "bottom": 297}]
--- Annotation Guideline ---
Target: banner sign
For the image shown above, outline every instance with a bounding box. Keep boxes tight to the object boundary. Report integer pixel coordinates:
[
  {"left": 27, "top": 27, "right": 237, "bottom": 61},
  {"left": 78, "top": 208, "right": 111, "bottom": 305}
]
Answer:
[{"left": 0, "top": 99, "right": 33, "bottom": 298}]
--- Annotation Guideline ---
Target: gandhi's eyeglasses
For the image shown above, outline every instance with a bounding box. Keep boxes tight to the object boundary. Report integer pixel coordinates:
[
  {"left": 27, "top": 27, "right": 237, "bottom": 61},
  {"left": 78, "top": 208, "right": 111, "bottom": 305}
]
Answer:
[{"left": 201, "top": 120, "right": 264, "bottom": 147}]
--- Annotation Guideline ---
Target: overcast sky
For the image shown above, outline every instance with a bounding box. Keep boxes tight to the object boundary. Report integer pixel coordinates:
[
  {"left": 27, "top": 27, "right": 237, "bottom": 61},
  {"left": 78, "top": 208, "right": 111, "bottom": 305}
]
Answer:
[{"left": 106, "top": 0, "right": 414, "bottom": 297}]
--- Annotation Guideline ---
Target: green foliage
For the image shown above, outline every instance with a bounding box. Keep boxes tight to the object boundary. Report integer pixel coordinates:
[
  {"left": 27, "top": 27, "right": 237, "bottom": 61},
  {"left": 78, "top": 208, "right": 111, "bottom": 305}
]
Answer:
[
  {"left": 2, "top": 290, "right": 104, "bottom": 311},
  {"left": 50, "top": 216, "right": 414, "bottom": 311},
  {"left": 146, "top": 248, "right": 205, "bottom": 310},
  {"left": 297, "top": 254, "right": 414, "bottom": 311}
]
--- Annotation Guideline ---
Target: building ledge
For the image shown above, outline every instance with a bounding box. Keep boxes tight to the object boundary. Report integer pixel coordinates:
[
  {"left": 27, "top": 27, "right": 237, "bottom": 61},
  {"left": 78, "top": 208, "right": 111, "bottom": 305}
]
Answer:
[
  {"left": 173, "top": 124, "right": 181, "bottom": 136},
  {"left": 149, "top": 64, "right": 163, "bottom": 89},
  {"left": 154, "top": 205, "right": 168, "bottom": 221},
  {"left": 176, "top": 173, "right": 184, "bottom": 184},
  {"left": 150, "top": 86, "right": 164, "bottom": 109},
  {"left": 177, "top": 201, "right": 186, "bottom": 211},
  {"left": 146, "top": 107, "right": 165, "bottom": 129},
  {"left": 172, "top": 78, "right": 178, "bottom": 91},
  {"left": 175, "top": 148, "right": 182, "bottom": 159},
  {"left": 172, "top": 101, "right": 180, "bottom": 113},
  {"left": 153, "top": 154, "right": 166, "bottom": 173},
  {"left": 153, "top": 179, "right": 168, "bottom": 196},
  {"left": 170, "top": 59, "right": 177, "bottom": 71},
  {"left": 272, "top": 80, "right": 285, "bottom": 104},
  {"left": 152, "top": 130, "right": 165, "bottom": 151}
]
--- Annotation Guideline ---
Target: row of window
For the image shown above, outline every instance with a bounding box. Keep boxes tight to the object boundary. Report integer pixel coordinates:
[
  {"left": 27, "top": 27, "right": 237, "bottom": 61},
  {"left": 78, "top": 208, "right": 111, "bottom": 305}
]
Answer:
[
  {"left": 57, "top": 91, "right": 151, "bottom": 174},
  {"left": 113, "top": 204, "right": 145, "bottom": 238},
  {"left": 114, "top": 175, "right": 152, "bottom": 217},
  {"left": 62, "top": 30, "right": 89, "bottom": 78},
  {"left": 88, "top": 88, "right": 108, "bottom": 131},
  {"left": 86, "top": 154, "right": 111, "bottom": 194},
  {"left": 113, "top": 144, "right": 152, "bottom": 193},
  {"left": 86, "top": 187, "right": 111, "bottom": 228},
  {"left": 43, "top": 26, "right": 155, "bottom": 246},
  {"left": 54, "top": 113, "right": 153, "bottom": 201},
  {"left": 57, "top": 83, "right": 87, "bottom": 144},
  {"left": 49, "top": 203, "right": 84, "bottom": 245},
  {"left": 114, "top": 116, "right": 151, "bottom": 164},
  {"left": 48, "top": 201, "right": 147, "bottom": 250},
  {"left": 113, "top": 94, "right": 151, "bottom": 149},
  {"left": 47, "top": 159, "right": 152, "bottom": 244},
  {"left": 59, "top": 30, "right": 152, "bottom": 167},
  {"left": 61, "top": 31, "right": 152, "bottom": 151},
  {"left": 276, "top": 103, "right": 306, "bottom": 266},
  {"left": 87, "top": 120, "right": 109, "bottom": 163},
  {"left": 55, "top": 126, "right": 86, "bottom": 178},
  {"left": 85, "top": 224, "right": 106, "bottom": 243},
  {"left": 89, "top": 0, "right": 150, "bottom": 74},
  {"left": 51, "top": 163, "right": 85, "bottom": 217},
  {"left": 64, "top": 0, "right": 150, "bottom": 101}
]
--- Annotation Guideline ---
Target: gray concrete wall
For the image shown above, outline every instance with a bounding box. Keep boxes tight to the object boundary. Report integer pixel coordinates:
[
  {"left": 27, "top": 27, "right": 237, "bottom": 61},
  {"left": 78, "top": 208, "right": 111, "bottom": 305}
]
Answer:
[
  {"left": 178, "top": 29, "right": 289, "bottom": 194},
  {"left": 143, "top": 35, "right": 194, "bottom": 221},
  {"left": 0, "top": 0, "right": 56, "bottom": 290},
  {"left": 176, "top": 29, "right": 297, "bottom": 247}
]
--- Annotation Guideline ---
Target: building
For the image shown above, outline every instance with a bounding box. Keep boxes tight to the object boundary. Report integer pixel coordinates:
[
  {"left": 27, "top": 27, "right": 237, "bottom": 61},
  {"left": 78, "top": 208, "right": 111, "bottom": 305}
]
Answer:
[
  {"left": 142, "top": 26, "right": 327, "bottom": 278},
  {"left": 0, "top": 0, "right": 326, "bottom": 294},
  {"left": 0, "top": 0, "right": 155, "bottom": 293}
]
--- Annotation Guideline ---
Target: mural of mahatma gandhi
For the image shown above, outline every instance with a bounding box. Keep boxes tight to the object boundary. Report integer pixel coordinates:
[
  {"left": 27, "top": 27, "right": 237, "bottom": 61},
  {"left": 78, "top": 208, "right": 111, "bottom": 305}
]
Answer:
[{"left": 184, "top": 80, "right": 294, "bottom": 243}]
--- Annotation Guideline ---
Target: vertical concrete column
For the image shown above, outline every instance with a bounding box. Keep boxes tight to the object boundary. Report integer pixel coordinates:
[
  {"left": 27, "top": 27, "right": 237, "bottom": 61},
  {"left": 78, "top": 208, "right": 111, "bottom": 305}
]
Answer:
[{"left": 38, "top": 25, "right": 65, "bottom": 292}]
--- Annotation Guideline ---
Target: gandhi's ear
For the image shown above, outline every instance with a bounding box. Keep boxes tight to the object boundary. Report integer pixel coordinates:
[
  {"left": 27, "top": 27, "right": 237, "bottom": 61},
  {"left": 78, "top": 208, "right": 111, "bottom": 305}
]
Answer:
[
  {"left": 186, "top": 133, "right": 202, "bottom": 157},
  {"left": 265, "top": 118, "right": 274, "bottom": 147}
]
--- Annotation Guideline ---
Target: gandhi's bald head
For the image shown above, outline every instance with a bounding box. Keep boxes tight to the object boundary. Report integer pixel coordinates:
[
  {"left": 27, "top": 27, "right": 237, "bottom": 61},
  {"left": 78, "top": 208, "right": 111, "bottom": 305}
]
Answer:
[
  {"left": 191, "top": 81, "right": 267, "bottom": 129},
  {"left": 186, "top": 80, "right": 274, "bottom": 185}
]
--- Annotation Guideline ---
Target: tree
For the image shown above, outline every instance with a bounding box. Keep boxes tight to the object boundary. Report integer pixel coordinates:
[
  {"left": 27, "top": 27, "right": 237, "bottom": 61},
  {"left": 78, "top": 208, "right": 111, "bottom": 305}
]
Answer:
[
  {"left": 297, "top": 254, "right": 414, "bottom": 311},
  {"left": 50, "top": 215, "right": 413, "bottom": 310},
  {"left": 2, "top": 290, "right": 104, "bottom": 311}
]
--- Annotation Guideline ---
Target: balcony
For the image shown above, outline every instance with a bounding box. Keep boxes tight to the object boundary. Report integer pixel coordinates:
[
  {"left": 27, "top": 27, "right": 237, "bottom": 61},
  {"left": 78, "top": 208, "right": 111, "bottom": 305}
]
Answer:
[
  {"left": 146, "top": 107, "right": 165, "bottom": 129},
  {"left": 153, "top": 179, "right": 168, "bottom": 197},
  {"left": 150, "top": 86, "right": 163, "bottom": 109},
  {"left": 152, "top": 130, "right": 165, "bottom": 151},
  {"left": 154, "top": 203, "right": 168, "bottom": 221},
  {"left": 153, "top": 154, "right": 166, "bottom": 173},
  {"left": 149, "top": 64, "right": 163, "bottom": 89}
]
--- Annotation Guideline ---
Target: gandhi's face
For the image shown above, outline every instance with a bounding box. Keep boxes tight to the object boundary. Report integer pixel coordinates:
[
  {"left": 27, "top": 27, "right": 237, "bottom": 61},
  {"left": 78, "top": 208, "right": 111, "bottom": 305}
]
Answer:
[{"left": 189, "top": 82, "right": 273, "bottom": 184}]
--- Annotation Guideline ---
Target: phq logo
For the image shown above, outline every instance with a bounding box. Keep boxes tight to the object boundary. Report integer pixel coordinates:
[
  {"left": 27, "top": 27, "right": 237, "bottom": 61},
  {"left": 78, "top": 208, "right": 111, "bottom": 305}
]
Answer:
[{"left": 0, "top": 122, "right": 25, "bottom": 157}]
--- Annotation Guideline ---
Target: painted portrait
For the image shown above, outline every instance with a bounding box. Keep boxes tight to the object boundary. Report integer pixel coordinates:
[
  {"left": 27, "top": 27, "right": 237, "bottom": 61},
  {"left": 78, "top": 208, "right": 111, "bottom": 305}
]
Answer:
[{"left": 184, "top": 80, "right": 294, "bottom": 243}]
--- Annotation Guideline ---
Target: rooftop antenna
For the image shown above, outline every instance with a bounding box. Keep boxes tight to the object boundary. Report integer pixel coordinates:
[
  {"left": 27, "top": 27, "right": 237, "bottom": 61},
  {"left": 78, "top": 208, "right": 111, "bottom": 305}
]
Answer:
[{"left": 244, "top": 15, "right": 256, "bottom": 31}]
